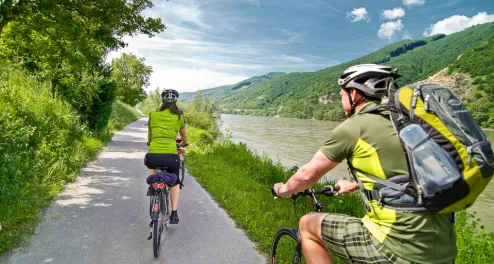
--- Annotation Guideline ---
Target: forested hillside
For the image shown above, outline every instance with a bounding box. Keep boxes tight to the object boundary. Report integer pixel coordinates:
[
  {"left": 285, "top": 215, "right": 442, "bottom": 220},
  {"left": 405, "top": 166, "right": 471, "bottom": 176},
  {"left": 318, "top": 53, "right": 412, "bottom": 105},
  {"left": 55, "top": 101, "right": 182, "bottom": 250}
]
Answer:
[
  {"left": 179, "top": 72, "right": 286, "bottom": 103},
  {"left": 448, "top": 35, "right": 494, "bottom": 127},
  {"left": 214, "top": 22, "right": 494, "bottom": 122}
]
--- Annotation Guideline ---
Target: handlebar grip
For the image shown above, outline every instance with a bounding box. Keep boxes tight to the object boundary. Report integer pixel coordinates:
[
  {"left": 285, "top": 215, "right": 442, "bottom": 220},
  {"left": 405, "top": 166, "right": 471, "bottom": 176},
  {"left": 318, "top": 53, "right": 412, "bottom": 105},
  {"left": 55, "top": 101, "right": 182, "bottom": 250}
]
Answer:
[
  {"left": 291, "top": 193, "right": 301, "bottom": 200},
  {"left": 320, "top": 185, "right": 340, "bottom": 196}
]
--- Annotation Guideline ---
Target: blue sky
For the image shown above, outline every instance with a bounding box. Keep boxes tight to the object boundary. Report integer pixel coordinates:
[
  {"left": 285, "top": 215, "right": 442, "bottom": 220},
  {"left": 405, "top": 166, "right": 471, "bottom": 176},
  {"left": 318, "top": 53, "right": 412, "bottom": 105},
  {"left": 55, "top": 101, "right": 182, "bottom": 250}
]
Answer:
[{"left": 107, "top": 0, "right": 494, "bottom": 93}]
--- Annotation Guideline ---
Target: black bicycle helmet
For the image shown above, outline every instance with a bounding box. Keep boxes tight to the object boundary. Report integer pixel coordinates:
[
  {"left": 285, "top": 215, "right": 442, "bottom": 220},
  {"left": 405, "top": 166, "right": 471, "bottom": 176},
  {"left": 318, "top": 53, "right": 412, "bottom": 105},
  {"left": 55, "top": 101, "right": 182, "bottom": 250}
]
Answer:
[{"left": 162, "top": 89, "right": 179, "bottom": 103}]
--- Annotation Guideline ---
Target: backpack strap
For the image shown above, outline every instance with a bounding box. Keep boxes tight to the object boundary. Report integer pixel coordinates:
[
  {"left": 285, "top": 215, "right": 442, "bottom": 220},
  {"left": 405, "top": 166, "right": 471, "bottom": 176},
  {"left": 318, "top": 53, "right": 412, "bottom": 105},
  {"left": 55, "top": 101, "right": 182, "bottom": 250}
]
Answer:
[
  {"left": 347, "top": 161, "right": 428, "bottom": 211},
  {"left": 347, "top": 161, "right": 371, "bottom": 212},
  {"left": 358, "top": 103, "right": 387, "bottom": 114}
]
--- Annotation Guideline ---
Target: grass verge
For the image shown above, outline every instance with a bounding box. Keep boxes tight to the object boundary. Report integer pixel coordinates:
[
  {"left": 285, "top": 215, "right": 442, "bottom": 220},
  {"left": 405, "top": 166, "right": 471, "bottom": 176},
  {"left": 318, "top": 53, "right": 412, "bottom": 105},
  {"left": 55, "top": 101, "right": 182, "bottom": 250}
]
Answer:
[
  {"left": 185, "top": 126, "right": 494, "bottom": 264},
  {"left": 185, "top": 127, "right": 364, "bottom": 263}
]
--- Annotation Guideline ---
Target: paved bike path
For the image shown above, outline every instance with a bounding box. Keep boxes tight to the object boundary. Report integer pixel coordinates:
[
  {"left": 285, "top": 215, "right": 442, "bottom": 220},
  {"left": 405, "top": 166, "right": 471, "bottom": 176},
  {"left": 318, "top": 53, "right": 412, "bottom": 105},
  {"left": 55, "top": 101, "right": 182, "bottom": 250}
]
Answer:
[{"left": 1, "top": 114, "right": 267, "bottom": 264}]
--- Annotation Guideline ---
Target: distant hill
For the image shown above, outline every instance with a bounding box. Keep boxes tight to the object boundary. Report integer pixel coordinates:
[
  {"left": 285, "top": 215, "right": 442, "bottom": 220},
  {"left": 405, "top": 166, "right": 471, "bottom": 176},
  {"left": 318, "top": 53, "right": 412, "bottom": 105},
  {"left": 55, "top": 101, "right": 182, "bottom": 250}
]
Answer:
[
  {"left": 209, "top": 22, "right": 494, "bottom": 122},
  {"left": 419, "top": 34, "right": 494, "bottom": 128},
  {"left": 178, "top": 72, "right": 286, "bottom": 104}
]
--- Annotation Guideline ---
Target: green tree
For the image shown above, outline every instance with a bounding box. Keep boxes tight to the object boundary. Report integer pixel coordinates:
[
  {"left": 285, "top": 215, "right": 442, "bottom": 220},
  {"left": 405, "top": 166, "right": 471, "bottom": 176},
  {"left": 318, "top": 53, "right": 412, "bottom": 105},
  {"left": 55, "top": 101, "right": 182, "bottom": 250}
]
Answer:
[
  {"left": 192, "top": 90, "right": 204, "bottom": 111},
  {"left": 0, "top": 0, "right": 165, "bottom": 39},
  {"left": 138, "top": 87, "right": 163, "bottom": 114},
  {"left": 111, "top": 53, "right": 152, "bottom": 105},
  {"left": 0, "top": 0, "right": 165, "bottom": 128},
  {"left": 0, "top": 0, "right": 23, "bottom": 35},
  {"left": 0, "top": 0, "right": 165, "bottom": 98}
]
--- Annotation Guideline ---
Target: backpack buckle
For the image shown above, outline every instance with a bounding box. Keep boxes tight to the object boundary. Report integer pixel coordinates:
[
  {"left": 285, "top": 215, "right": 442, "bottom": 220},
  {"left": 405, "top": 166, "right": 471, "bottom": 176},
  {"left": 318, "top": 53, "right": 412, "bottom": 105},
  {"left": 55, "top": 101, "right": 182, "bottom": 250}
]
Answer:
[
  {"left": 377, "top": 191, "right": 384, "bottom": 207},
  {"left": 411, "top": 88, "right": 420, "bottom": 109}
]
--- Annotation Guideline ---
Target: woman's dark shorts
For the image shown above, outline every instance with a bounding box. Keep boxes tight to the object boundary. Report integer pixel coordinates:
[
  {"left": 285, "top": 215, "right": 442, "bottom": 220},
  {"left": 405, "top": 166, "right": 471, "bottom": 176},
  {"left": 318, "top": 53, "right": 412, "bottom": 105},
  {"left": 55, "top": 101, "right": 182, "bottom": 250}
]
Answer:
[{"left": 144, "top": 153, "right": 181, "bottom": 186}]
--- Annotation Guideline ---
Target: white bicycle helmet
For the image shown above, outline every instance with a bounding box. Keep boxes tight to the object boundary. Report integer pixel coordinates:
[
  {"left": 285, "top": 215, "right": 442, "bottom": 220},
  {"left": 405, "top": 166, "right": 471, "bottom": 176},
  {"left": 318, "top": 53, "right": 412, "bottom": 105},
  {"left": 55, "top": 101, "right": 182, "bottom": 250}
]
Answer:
[
  {"left": 338, "top": 64, "right": 399, "bottom": 115},
  {"left": 338, "top": 64, "right": 399, "bottom": 98},
  {"left": 162, "top": 89, "right": 179, "bottom": 103}
]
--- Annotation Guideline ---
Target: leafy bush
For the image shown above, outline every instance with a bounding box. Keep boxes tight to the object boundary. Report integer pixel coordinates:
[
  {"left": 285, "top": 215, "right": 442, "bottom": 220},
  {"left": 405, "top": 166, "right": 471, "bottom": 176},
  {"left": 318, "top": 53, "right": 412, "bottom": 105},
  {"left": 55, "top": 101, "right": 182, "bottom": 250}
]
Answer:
[
  {"left": 0, "top": 66, "right": 139, "bottom": 253},
  {"left": 455, "top": 211, "right": 494, "bottom": 263}
]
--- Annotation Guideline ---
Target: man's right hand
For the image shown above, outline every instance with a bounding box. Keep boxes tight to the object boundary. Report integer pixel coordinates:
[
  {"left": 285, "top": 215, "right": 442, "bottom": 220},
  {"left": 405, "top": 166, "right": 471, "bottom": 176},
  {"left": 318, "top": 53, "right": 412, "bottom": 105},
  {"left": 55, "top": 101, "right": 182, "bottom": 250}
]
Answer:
[{"left": 335, "top": 179, "right": 359, "bottom": 195}]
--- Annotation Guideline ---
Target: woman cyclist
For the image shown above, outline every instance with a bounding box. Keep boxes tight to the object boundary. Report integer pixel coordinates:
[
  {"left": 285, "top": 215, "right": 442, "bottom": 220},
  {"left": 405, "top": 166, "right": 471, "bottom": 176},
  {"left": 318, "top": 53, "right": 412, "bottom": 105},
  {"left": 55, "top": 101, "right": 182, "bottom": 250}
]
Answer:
[{"left": 145, "top": 89, "right": 188, "bottom": 224}]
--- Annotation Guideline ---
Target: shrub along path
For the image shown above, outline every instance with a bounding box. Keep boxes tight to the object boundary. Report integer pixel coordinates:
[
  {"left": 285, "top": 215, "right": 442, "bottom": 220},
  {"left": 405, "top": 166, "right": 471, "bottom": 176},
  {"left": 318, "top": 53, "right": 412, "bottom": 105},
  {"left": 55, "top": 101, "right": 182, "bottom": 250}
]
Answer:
[{"left": 0, "top": 114, "right": 266, "bottom": 264}]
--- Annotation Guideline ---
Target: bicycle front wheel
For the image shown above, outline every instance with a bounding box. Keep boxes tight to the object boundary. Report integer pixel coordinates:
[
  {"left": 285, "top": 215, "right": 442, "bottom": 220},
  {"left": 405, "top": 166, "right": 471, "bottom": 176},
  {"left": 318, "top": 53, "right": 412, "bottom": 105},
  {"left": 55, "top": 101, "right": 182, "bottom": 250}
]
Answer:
[{"left": 271, "top": 228, "right": 302, "bottom": 264}]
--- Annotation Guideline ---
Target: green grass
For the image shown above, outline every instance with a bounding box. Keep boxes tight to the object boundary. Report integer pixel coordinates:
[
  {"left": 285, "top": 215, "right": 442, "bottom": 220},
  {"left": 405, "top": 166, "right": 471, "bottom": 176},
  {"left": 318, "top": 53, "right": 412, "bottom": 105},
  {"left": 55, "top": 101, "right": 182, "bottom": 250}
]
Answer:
[
  {"left": 185, "top": 127, "right": 364, "bottom": 263},
  {"left": 0, "top": 67, "right": 140, "bottom": 253},
  {"left": 185, "top": 126, "right": 494, "bottom": 263},
  {"left": 455, "top": 211, "right": 494, "bottom": 263}
]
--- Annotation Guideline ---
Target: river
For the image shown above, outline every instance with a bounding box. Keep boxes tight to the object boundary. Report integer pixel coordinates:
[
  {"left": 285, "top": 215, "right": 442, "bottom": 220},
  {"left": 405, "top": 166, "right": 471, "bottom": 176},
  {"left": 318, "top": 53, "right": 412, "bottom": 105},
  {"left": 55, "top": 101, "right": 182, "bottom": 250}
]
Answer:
[{"left": 219, "top": 114, "right": 494, "bottom": 231}]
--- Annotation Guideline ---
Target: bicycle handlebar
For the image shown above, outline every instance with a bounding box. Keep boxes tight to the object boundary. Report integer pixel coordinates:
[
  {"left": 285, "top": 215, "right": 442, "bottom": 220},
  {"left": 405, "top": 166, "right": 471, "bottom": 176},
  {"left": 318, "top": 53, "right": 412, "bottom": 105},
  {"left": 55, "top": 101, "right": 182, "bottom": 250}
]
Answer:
[
  {"left": 146, "top": 141, "right": 189, "bottom": 147},
  {"left": 270, "top": 185, "right": 340, "bottom": 199},
  {"left": 270, "top": 185, "right": 340, "bottom": 212},
  {"left": 291, "top": 185, "right": 340, "bottom": 199}
]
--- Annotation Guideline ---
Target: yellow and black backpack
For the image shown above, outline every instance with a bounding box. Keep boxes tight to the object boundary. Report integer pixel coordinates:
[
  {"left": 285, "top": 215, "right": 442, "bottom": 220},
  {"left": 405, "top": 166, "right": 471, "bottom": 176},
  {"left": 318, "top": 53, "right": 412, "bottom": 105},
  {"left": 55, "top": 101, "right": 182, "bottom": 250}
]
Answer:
[{"left": 354, "top": 83, "right": 494, "bottom": 213}]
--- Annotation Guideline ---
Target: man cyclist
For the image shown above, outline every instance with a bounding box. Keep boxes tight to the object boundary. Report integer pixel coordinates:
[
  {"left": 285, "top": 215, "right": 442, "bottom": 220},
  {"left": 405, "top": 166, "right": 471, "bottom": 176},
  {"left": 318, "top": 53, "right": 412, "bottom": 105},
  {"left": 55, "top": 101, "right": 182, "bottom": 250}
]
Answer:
[{"left": 273, "top": 64, "right": 456, "bottom": 263}]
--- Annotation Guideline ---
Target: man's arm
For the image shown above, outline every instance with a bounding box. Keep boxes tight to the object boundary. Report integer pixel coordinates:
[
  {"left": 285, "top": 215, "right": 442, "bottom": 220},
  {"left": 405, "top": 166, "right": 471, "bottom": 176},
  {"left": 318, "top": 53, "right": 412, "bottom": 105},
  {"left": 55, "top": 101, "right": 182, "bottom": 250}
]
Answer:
[
  {"left": 276, "top": 151, "right": 359, "bottom": 197},
  {"left": 277, "top": 150, "right": 339, "bottom": 197}
]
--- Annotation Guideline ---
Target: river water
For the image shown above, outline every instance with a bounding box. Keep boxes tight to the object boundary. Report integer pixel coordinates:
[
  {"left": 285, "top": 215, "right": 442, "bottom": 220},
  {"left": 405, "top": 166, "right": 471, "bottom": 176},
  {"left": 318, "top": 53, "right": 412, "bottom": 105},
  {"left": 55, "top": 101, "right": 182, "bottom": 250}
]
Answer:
[{"left": 219, "top": 114, "right": 494, "bottom": 231}]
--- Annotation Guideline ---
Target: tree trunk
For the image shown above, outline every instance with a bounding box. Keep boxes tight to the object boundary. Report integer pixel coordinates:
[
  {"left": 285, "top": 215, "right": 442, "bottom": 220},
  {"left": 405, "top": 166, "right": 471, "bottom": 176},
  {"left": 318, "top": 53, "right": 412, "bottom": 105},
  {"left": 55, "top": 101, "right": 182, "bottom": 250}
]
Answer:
[
  {"left": 0, "top": 18, "right": 9, "bottom": 36},
  {"left": 51, "top": 79, "right": 57, "bottom": 99},
  {"left": 0, "top": 0, "right": 27, "bottom": 36}
]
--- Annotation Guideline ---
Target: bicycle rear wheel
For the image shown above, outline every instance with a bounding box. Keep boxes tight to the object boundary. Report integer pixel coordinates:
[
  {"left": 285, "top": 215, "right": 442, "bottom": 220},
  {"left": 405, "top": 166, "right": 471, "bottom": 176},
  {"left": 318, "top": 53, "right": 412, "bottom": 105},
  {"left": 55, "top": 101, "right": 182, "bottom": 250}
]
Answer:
[
  {"left": 271, "top": 228, "right": 302, "bottom": 264},
  {"left": 180, "top": 160, "right": 185, "bottom": 187},
  {"left": 152, "top": 194, "right": 163, "bottom": 258},
  {"left": 152, "top": 219, "right": 161, "bottom": 258}
]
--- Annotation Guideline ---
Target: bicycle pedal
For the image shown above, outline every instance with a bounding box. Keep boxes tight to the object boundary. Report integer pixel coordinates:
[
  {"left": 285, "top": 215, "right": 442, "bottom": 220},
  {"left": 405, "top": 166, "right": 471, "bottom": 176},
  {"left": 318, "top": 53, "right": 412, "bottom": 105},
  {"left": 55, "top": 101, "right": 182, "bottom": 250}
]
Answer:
[{"left": 147, "top": 232, "right": 152, "bottom": 240}]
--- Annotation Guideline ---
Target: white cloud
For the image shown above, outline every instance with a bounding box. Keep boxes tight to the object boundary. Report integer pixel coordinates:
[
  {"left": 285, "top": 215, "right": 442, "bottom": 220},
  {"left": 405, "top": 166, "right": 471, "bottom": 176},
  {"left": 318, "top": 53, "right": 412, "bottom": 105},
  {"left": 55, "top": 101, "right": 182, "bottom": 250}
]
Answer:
[
  {"left": 423, "top": 12, "right": 494, "bottom": 36},
  {"left": 147, "top": 65, "right": 249, "bottom": 92},
  {"left": 106, "top": 1, "right": 341, "bottom": 92},
  {"left": 403, "top": 0, "right": 426, "bottom": 7},
  {"left": 246, "top": 0, "right": 260, "bottom": 6},
  {"left": 378, "top": 19, "right": 404, "bottom": 39},
  {"left": 161, "top": 2, "right": 212, "bottom": 30},
  {"left": 381, "top": 7, "right": 406, "bottom": 20},
  {"left": 402, "top": 32, "right": 412, "bottom": 39},
  {"left": 347, "top": 7, "right": 370, "bottom": 23},
  {"left": 279, "top": 55, "right": 306, "bottom": 64}
]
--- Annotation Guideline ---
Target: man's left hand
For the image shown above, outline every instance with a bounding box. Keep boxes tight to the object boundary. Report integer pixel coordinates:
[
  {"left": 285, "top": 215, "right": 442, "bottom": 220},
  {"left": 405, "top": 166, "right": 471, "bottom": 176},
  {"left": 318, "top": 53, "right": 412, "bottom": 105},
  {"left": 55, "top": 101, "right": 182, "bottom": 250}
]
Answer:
[{"left": 273, "top": 183, "right": 291, "bottom": 198}]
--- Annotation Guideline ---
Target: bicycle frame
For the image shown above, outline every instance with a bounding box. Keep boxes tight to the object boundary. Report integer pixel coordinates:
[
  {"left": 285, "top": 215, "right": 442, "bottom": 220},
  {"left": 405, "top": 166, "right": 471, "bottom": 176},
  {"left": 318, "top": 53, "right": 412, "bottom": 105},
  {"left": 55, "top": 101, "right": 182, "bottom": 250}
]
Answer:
[
  {"left": 270, "top": 186, "right": 339, "bottom": 264},
  {"left": 177, "top": 143, "right": 186, "bottom": 189},
  {"left": 150, "top": 186, "right": 169, "bottom": 221}
]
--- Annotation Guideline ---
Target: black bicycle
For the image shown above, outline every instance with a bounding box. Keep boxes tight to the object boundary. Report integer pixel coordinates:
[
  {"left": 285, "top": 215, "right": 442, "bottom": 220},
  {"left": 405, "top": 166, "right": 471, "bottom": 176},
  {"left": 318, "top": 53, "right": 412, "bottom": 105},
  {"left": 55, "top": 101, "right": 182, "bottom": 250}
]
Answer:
[
  {"left": 147, "top": 166, "right": 171, "bottom": 258},
  {"left": 270, "top": 185, "right": 340, "bottom": 264},
  {"left": 176, "top": 137, "right": 187, "bottom": 189}
]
